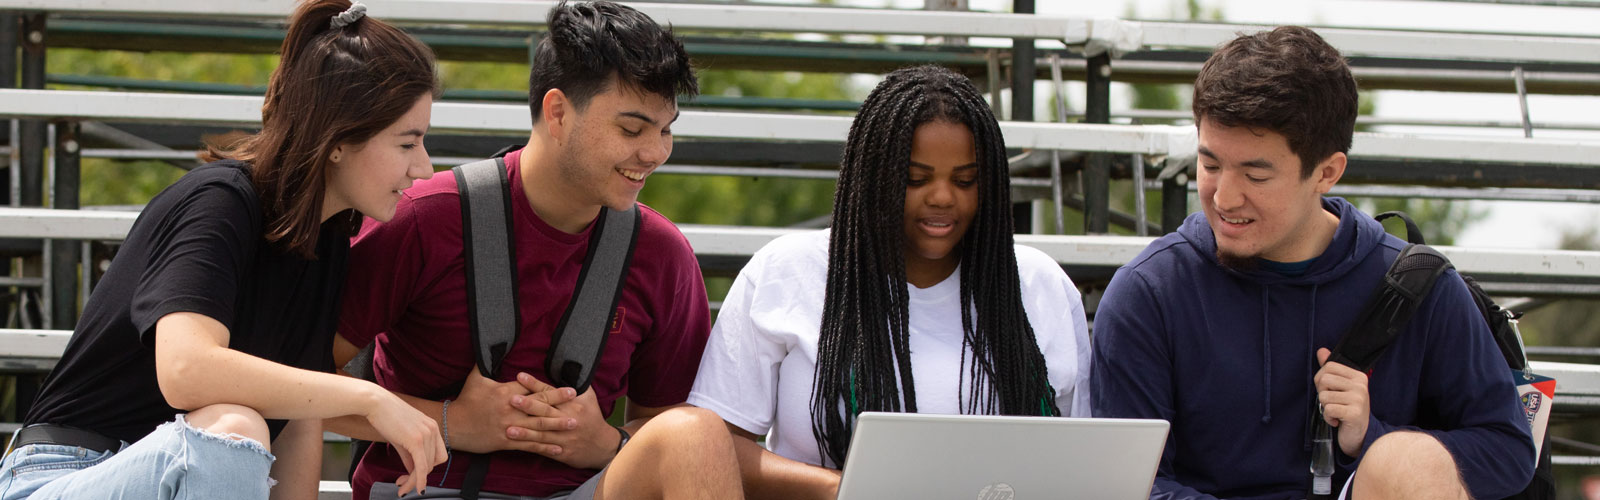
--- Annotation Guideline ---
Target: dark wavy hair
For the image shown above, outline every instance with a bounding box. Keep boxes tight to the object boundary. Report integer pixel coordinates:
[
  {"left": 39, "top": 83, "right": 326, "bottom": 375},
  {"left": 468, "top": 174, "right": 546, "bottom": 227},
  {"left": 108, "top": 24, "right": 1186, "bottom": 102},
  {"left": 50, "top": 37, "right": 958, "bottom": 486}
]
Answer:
[
  {"left": 1192, "top": 26, "right": 1358, "bottom": 179},
  {"left": 811, "top": 65, "right": 1059, "bottom": 467},
  {"left": 204, "top": 0, "right": 440, "bottom": 257},
  {"left": 527, "top": 1, "right": 698, "bottom": 123}
]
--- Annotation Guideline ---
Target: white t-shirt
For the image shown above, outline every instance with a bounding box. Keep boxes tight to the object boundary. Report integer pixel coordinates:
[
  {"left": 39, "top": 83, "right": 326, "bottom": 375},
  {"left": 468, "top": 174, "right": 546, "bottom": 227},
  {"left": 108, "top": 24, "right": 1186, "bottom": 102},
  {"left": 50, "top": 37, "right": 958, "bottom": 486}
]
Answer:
[{"left": 687, "top": 229, "right": 1092, "bottom": 468}]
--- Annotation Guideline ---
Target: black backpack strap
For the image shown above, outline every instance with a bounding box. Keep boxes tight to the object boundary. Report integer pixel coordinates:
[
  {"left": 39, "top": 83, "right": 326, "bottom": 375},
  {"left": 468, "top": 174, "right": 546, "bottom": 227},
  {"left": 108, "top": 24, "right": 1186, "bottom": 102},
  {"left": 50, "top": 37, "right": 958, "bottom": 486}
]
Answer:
[
  {"left": 545, "top": 205, "right": 641, "bottom": 393},
  {"left": 1330, "top": 211, "right": 1450, "bottom": 370},
  {"left": 1463, "top": 275, "right": 1530, "bottom": 371},
  {"left": 454, "top": 157, "right": 521, "bottom": 378},
  {"left": 1375, "top": 211, "right": 1427, "bottom": 245},
  {"left": 1310, "top": 215, "right": 1453, "bottom": 499},
  {"left": 1317, "top": 211, "right": 1552, "bottom": 498},
  {"left": 1369, "top": 210, "right": 1530, "bottom": 371},
  {"left": 460, "top": 457, "right": 490, "bottom": 499},
  {"left": 1328, "top": 242, "right": 1453, "bottom": 371}
]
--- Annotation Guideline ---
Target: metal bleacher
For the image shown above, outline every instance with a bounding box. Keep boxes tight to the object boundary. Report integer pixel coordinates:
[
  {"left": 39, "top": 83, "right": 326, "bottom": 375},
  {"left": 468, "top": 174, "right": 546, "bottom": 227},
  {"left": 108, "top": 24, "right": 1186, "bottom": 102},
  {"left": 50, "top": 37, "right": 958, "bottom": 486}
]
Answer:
[{"left": 2, "top": 0, "right": 1599, "bottom": 489}]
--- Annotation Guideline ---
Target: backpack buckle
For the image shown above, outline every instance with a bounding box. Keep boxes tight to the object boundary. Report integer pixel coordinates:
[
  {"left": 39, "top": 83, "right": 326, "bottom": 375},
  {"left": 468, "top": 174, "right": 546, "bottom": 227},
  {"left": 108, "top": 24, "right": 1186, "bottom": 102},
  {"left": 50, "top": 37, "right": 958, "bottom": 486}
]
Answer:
[{"left": 1505, "top": 312, "right": 1532, "bottom": 379}]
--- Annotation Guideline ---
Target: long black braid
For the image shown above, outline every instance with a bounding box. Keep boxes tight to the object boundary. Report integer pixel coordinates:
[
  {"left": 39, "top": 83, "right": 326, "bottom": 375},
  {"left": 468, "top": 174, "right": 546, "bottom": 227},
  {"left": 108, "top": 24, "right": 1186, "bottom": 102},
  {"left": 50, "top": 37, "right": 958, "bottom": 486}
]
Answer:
[{"left": 811, "top": 65, "right": 1060, "bottom": 467}]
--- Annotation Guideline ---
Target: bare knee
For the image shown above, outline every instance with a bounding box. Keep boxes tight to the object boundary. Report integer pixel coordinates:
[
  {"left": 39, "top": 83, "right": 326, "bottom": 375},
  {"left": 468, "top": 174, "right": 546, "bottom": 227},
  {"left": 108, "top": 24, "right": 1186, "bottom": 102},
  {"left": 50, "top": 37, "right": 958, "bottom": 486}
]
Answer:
[
  {"left": 1362, "top": 431, "right": 1454, "bottom": 474},
  {"left": 601, "top": 406, "right": 742, "bottom": 498},
  {"left": 635, "top": 406, "right": 734, "bottom": 450},
  {"left": 1355, "top": 431, "right": 1467, "bottom": 500},
  {"left": 184, "top": 403, "right": 271, "bottom": 452}
]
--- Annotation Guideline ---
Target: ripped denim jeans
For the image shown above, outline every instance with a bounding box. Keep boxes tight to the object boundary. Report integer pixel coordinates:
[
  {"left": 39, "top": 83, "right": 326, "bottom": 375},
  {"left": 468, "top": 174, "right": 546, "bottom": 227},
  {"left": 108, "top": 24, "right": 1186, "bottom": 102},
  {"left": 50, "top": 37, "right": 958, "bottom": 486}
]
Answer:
[{"left": 0, "top": 415, "right": 276, "bottom": 500}]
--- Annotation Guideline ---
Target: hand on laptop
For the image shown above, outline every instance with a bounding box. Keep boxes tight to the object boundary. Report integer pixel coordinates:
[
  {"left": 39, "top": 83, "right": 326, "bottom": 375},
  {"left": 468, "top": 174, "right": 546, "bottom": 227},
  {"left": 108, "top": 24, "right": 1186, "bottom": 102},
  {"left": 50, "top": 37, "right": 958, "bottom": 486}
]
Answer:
[
  {"left": 1316, "top": 348, "right": 1372, "bottom": 457},
  {"left": 447, "top": 369, "right": 578, "bottom": 454},
  {"left": 508, "top": 372, "right": 619, "bottom": 469}
]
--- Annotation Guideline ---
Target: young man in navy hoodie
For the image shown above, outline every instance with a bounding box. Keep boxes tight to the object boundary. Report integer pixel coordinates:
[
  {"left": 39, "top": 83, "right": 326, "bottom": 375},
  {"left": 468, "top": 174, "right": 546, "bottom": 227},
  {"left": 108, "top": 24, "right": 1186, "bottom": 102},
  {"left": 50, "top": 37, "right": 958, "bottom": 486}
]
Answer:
[{"left": 1091, "top": 26, "right": 1533, "bottom": 500}]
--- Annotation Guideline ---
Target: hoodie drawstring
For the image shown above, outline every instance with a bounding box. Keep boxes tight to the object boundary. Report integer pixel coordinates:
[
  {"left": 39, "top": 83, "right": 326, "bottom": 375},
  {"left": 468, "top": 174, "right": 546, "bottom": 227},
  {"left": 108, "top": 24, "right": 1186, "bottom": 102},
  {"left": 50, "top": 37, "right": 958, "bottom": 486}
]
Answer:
[
  {"left": 1261, "top": 287, "right": 1272, "bottom": 424},
  {"left": 1303, "top": 284, "right": 1322, "bottom": 451},
  {"left": 1308, "top": 284, "right": 1320, "bottom": 389},
  {"left": 1263, "top": 283, "right": 1325, "bottom": 427}
]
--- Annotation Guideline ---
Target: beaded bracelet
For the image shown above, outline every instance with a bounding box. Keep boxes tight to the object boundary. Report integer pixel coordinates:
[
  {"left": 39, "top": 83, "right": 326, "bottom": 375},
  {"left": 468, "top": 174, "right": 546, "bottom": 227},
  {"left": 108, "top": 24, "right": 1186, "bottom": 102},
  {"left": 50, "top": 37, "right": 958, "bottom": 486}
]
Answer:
[{"left": 438, "top": 399, "right": 454, "bottom": 486}]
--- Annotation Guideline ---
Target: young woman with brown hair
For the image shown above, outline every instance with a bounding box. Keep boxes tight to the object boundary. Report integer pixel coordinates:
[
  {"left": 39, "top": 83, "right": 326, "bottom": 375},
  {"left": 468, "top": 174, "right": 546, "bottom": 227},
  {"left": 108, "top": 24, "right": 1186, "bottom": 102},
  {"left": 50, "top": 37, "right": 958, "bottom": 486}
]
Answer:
[{"left": 0, "top": 1, "right": 448, "bottom": 498}]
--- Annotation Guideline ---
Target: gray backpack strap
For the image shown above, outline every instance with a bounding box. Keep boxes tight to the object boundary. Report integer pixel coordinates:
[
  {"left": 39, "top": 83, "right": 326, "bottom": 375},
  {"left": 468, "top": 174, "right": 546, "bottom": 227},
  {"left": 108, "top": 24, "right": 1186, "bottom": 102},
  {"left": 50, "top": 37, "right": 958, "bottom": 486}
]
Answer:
[
  {"left": 546, "top": 205, "right": 641, "bottom": 393},
  {"left": 453, "top": 157, "right": 520, "bottom": 378},
  {"left": 451, "top": 153, "right": 638, "bottom": 499}
]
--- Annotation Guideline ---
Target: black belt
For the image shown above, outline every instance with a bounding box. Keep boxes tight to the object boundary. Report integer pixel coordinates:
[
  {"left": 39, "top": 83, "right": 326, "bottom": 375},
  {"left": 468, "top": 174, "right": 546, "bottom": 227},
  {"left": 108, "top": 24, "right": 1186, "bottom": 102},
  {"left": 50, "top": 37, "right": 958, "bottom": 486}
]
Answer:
[{"left": 14, "top": 424, "right": 122, "bottom": 454}]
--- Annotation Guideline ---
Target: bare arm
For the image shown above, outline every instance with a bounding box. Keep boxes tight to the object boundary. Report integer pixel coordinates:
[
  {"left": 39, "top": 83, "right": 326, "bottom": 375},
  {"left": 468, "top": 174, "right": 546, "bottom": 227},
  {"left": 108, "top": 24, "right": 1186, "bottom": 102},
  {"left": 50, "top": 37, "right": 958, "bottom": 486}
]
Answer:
[
  {"left": 268, "top": 419, "right": 324, "bottom": 500},
  {"left": 154, "top": 312, "right": 445, "bottom": 496},
  {"left": 157, "top": 312, "right": 396, "bottom": 421},
  {"left": 322, "top": 334, "right": 406, "bottom": 443},
  {"left": 724, "top": 423, "right": 839, "bottom": 500}
]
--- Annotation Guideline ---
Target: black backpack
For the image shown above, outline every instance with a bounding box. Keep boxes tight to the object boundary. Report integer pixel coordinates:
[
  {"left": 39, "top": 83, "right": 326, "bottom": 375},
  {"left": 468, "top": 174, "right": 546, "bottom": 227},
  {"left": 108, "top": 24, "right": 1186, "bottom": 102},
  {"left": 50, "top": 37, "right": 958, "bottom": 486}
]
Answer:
[{"left": 1314, "top": 211, "right": 1552, "bottom": 500}]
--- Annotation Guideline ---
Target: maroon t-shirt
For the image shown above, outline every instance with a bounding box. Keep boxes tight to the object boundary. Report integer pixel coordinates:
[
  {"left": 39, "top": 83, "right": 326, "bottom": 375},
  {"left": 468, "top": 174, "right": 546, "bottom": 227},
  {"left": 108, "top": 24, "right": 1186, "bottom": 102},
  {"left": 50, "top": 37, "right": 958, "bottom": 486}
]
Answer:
[{"left": 340, "top": 149, "right": 712, "bottom": 497}]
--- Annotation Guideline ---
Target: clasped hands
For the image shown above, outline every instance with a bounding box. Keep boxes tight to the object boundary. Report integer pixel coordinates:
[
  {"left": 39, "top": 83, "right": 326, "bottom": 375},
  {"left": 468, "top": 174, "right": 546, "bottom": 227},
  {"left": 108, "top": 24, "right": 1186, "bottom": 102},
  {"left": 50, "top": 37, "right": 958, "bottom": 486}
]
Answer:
[{"left": 446, "top": 369, "right": 621, "bottom": 470}]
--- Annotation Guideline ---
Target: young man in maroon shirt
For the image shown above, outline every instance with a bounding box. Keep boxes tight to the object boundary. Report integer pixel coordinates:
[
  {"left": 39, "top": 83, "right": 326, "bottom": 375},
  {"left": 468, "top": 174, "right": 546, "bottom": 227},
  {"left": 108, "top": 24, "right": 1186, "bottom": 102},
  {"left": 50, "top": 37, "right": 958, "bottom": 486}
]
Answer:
[{"left": 327, "top": 2, "right": 742, "bottom": 498}]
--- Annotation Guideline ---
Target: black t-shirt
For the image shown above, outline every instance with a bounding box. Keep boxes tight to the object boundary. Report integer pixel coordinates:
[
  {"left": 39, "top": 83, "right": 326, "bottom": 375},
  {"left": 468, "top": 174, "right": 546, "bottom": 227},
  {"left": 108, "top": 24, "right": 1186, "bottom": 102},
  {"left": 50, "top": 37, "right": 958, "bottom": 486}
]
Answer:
[{"left": 25, "top": 160, "right": 348, "bottom": 444}]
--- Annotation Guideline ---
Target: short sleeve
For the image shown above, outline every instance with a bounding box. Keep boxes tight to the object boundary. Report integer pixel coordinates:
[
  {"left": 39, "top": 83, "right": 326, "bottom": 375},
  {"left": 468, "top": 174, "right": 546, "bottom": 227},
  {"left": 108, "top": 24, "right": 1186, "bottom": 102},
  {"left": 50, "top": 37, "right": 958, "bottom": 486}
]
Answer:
[
  {"left": 622, "top": 217, "right": 713, "bottom": 408},
  {"left": 1059, "top": 270, "right": 1093, "bottom": 417},
  {"left": 130, "top": 181, "right": 259, "bottom": 345},
  {"left": 686, "top": 254, "right": 788, "bottom": 435},
  {"left": 338, "top": 196, "right": 429, "bottom": 348},
  {"left": 1017, "top": 246, "right": 1093, "bottom": 418}
]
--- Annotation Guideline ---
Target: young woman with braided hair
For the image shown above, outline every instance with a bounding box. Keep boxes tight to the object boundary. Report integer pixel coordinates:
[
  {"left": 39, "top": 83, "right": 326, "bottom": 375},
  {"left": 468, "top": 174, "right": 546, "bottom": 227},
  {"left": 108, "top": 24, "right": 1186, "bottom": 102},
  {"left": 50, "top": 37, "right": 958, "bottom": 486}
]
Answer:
[
  {"left": 689, "top": 65, "right": 1092, "bottom": 498},
  {"left": 0, "top": 1, "right": 447, "bottom": 498}
]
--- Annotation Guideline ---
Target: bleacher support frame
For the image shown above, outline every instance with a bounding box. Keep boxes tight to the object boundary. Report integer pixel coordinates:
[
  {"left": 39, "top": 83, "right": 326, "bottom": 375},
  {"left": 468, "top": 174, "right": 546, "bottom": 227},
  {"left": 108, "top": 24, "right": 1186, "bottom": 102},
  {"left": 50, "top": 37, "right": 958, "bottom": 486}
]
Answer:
[{"left": 0, "top": 0, "right": 1598, "bottom": 485}]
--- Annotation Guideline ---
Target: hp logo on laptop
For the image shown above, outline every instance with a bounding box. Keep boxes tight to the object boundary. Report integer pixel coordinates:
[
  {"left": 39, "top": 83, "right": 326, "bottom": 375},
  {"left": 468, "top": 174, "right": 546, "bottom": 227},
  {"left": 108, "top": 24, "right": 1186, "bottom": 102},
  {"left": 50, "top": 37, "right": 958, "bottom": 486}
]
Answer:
[{"left": 978, "top": 482, "right": 1015, "bottom": 500}]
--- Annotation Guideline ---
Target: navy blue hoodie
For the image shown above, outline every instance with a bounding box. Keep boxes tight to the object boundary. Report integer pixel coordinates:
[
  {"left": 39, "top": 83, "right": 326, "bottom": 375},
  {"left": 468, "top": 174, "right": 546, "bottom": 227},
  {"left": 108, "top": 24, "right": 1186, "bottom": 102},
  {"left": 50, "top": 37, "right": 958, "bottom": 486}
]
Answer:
[{"left": 1092, "top": 198, "right": 1533, "bottom": 499}]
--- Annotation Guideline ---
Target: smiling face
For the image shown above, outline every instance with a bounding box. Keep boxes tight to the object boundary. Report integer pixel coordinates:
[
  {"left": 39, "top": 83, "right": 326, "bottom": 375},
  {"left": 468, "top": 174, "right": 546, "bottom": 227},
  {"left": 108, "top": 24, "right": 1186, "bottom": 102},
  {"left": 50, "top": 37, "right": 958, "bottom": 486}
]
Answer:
[
  {"left": 1196, "top": 117, "right": 1343, "bottom": 265},
  {"left": 324, "top": 93, "right": 435, "bottom": 222},
  {"left": 553, "top": 79, "right": 679, "bottom": 213},
  {"left": 902, "top": 120, "right": 980, "bottom": 287}
]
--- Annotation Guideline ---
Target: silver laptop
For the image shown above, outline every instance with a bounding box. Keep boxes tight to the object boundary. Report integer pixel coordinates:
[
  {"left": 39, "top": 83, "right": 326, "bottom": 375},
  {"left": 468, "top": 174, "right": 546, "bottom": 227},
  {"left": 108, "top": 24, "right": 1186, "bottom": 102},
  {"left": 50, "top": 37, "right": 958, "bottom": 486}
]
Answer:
[{"left": 836, "top": 412, "right": 1169, "bottom": 500}]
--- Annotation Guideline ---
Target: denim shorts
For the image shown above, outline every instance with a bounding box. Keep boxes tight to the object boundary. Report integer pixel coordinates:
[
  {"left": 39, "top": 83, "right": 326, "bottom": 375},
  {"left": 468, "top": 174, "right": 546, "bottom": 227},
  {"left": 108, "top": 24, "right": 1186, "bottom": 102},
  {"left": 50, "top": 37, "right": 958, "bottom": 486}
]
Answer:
[{"left": 0, "top": 415, "right": 275, "bottom": 500}]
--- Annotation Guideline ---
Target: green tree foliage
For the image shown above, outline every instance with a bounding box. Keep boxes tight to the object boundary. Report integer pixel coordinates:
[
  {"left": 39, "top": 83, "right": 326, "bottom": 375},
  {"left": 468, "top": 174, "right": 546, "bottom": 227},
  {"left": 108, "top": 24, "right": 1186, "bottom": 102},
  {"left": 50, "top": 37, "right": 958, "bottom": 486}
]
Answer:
[
  {"left": 78, "top": 161, "right": 189, "bottom": 207},
  {"left": 1364, "top": 199, "right": 1485, "bottom": 246},
  {"left": 50, "top": 49, "right": 281, "bottom": 207},
  {"left": 638, "top": 69, "right": 852, "bottom": 298},
  {"left": 52, "top": 49, "right": 278, "bottom": 85},
  {"left": 637, "top": 69, "right": 848, "bottom": 228}
]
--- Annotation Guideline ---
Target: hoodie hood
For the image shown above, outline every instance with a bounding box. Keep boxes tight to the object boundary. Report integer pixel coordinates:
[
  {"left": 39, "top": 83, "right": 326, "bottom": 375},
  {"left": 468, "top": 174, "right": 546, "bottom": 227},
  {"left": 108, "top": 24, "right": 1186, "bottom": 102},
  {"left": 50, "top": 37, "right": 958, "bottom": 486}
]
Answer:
[{"left": 1179, "top": 197, "right": 1384, "bottom": 286}]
